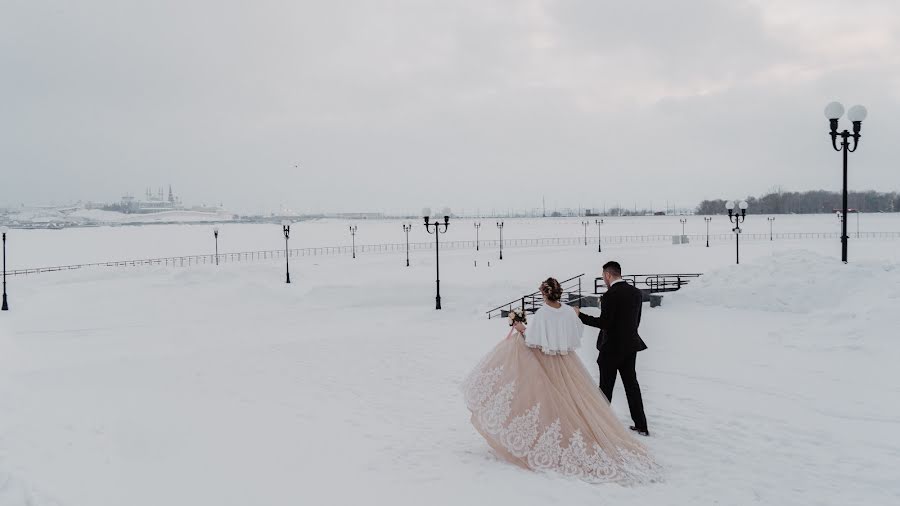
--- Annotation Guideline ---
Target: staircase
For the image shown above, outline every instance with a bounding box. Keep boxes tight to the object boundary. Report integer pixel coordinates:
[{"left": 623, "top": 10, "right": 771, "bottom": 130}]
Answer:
[
  {"left": 485, "top": 274, "right": 586, "bottom": 320},
  {"left": 486, "top": 273, "right": 703, "bottom": 319}
]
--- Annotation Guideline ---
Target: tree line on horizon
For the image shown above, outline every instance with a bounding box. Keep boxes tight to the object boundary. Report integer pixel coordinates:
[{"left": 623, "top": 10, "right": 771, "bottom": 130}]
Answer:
[{"left": 696, "top": 189, "right": 900, "bottom": 215}]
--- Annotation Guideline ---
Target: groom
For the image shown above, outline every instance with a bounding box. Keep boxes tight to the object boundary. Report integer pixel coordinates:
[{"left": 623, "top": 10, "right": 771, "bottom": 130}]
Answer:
[{"left": 575, "top": 261, "right": 649, "bottom": 436}]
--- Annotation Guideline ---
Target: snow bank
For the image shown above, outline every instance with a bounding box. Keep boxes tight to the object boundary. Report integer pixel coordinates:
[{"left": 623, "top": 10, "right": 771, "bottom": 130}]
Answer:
[{"left": 672, "top": 249, "right": 900, "bottom": 314}]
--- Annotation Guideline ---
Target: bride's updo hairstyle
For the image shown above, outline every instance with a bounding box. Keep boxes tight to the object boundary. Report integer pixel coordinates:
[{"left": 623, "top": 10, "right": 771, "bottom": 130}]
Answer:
[{"left": 540, "top": 277, "right": 563, "bottom": 302}]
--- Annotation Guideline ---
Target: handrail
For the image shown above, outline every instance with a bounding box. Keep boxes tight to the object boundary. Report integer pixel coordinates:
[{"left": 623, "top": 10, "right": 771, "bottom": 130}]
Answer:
[
  {"left": 485, "top": 273, "right": 584, "bottom": 320},
  {"left": 594, "top": 273, "right": 703, "bottom": 295}
]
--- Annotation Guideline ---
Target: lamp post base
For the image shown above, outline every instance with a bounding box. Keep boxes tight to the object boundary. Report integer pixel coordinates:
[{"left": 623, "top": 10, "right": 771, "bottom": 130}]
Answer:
[
  {"left": 435, "top": 296, "right": 441, "bottom": 310},
  {"left": 1, "top": 293, "right": 7, "bottom": 311},
  {"left": 286, "top": 273, "right": 291, "bottom": 284}
]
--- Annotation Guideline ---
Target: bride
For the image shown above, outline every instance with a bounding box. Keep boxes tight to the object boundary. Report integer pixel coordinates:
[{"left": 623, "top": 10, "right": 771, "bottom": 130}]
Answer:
[{"left": 462, "top": 277, "right": 659, "bottom": 484}]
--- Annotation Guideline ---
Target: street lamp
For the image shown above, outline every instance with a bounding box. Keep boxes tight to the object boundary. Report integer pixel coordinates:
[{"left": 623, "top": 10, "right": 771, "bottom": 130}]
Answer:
[
  {"left": 825, "top": 100, "right": 867, "bottom": 263},
  {"left": 581, "top": 220, "right": 589, "bottom": 246},
  {"left": 424, "top": 209, "right": 450, "bottom": 310},
  {"left": 1, "top": 226, "right": 8, "bottom": 311},
  {"left": 349, "top": 225, "right": 358, "bottom": 259},
  {"left": 726, "top": 201, "right": 748, "bottom": 265},
  {"left": 281, "top": 220, "right": 292, "bottom": 284},
  {"left": 679, "top": 218, "right": 687, "bottom": 236},
  {"left": 595, "top": 219, "right": 604, "bottom": 252},
  {"left": 213, "top": 226, "right": 220, "bottom": 265},
  {"left": 767, "top": 217, "right": 775, "bottom": 241},
  {"left": 496, "top": 222, "right": 504, "bottom": 260},
  {"left": 402, "top": 223, "right": 412, "bottom": 267},
  {"left": 704, "top": 217, "right": 712, "bottom": 247},
  {"left": 474, "top": 222, "right": 481, "bottom": 251}
]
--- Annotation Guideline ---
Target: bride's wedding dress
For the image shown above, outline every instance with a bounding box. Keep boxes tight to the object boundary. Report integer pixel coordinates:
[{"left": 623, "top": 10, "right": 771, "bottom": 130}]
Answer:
[{"left": 462, "top": 304, "right": 660, "bottom": 484}]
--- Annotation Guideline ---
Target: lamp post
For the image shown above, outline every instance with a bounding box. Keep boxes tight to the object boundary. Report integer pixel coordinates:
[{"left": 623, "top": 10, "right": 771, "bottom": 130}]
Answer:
[
  {"left": 1, "top": 226, "right": 8, "bottom": 311},
  {"left": 349, "top": 225, "right": 358, "bottom": 259},
  {"left": 767, "top": 217, "right": 775, "bottom": 241},
  {"left": 496, "top": 222, "right": 504, "bottom": 260},
  {"left": 474, "top": 222, "right": 481, "bottom": 251},
  {"left": 402, "top": 223, "right": 412, "bottom": 267},
  {"left": 581, "top": 220, "right": 589, "bottom": 246},
  {"left": 595, "top": 219, "right": 603, "bottom": 252},
  {"left": 213, "top": 227, "right": 220, "bottom": 265},
  {"left": 704, "top": 217, "right": 712, "bottom": 247},
  {"left": 424, "top": 209, "right": 450, "bottom": 310},
  {"left": 281, "top": 220, "right": 292, "bottom": 284},
  {"left": 679, "top": 218, "right": 687, "bottom": 236},
  {"left": 726, "top": 201, "right": 748, "bottom": 265},
  {"left": 825, "top": 101, "right": 867, "bottom": 263}
]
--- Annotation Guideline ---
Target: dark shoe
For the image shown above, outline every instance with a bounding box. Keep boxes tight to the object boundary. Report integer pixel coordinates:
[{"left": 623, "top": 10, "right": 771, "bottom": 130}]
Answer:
[{"left": 629, "top": 426, "right": 650, "bottom": 437}]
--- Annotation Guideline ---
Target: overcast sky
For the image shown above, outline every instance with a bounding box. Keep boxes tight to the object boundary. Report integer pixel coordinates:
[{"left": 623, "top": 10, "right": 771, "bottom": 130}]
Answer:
[{"left": 2, "top": 0, "right": 899, "bottom": 214}]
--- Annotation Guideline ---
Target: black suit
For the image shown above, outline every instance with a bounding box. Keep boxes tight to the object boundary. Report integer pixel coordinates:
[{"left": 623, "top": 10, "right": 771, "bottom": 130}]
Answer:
[{"left": 578, "top": 280, "right": 648, "bottom": 432}]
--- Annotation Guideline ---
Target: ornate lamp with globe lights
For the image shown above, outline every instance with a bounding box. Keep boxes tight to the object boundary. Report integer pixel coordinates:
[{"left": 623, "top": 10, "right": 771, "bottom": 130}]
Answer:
[
  {"left": 726, "top": 201, "right": 748, "bottom": 265},
  {"left": 423, "top": 208, "right": 450, "bottom": 310},
  {"left": 281, "top": 220, "right": 292, "bottom": 284},
  {"left": 213, "top": 226, "right": 220, "bottom": 266},
  {"left": 824, "top": 100, "right": 867, "bottom": 263},
  {"left": 496, "top": 221, "right": 505, "bottom": 260},
  {"left": 1, "top": 226, "right": 8, "bottom": 311},
  {"left": 349, "top": 225, "right": 358, "bottom": 259},
  {"left": 402, "top": 223, "right": 412, "bottom": 267},
  {"left": 595, "top": 219, "right": 604, "bottom": 252},
  {"left": 703, "top": 217, "right": 712, "bottom": 247},
  {"left": 474, "top": 222, "right": 481, "bottom": 251}
]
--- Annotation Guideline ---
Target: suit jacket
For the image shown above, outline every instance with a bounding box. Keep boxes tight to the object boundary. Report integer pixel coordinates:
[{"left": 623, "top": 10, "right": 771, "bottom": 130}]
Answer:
[{"left": 578, "top": 280, "right": 648, "bottom": 361}]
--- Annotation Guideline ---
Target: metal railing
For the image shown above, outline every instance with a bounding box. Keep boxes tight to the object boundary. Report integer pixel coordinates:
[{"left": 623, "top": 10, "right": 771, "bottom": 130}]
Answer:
[
  {"left": 595, "top": 273, "right": 703, "bottom": 295},
  {"left": 485, "top": 274, "right": 584, "bottom": 320},
  {"left": 5, "top": 230, "right": 900, "bottom": 277}
]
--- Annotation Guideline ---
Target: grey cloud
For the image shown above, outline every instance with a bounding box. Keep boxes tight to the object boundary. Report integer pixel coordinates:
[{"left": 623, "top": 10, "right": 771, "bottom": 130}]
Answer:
[{"left": 1, "top": 0, "right": 898, "bottom": 213}]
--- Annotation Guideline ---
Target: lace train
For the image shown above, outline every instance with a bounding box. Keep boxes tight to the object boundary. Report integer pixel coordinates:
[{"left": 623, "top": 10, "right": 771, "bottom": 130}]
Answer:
[{"left": 461, "top": 333, "right": 661, "bottom": 485}]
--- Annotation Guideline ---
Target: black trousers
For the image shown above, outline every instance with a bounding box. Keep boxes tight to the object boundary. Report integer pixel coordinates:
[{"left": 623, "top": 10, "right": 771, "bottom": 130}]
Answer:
[{"left": 598, "top": 351, "right": 648, "bottom": 431}]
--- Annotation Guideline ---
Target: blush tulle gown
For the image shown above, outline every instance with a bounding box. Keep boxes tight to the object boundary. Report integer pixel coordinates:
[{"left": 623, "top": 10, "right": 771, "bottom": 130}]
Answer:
[{"left": 461, "top": 330, "right": 660, "bottom": 484}]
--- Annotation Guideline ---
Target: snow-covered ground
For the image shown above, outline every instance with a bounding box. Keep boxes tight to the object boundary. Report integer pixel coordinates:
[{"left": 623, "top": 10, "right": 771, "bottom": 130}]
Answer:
[{"left": 1, "top": 222, "right": 899, "bottom": 505}]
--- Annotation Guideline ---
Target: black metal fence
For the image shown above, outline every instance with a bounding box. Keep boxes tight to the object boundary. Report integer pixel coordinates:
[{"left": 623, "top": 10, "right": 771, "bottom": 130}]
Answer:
[{"left": 6, "top": 231, "right": 900, "bottom": 277}]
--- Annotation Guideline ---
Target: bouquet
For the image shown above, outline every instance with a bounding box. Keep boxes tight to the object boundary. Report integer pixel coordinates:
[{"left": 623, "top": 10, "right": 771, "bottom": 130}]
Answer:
[{"left": 507, "top": 308, "right": 527, "bottom": 327}]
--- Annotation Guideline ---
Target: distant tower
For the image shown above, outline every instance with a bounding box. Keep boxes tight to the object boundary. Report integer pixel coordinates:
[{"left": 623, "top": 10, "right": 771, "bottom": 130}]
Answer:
[{"left": 168, "top": 185, "right": 174, "bottom": 203}]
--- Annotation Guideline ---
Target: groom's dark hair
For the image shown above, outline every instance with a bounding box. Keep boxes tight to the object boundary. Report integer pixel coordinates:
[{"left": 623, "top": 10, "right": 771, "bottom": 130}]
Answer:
[{"left": 602, "top": 261, "right": 622, "bottom": 277}]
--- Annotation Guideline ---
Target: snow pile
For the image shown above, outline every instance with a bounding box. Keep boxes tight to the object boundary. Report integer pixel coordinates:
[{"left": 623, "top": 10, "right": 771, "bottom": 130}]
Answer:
[{"left": 671, "top": 249, "right": 900, "bottom": 314}]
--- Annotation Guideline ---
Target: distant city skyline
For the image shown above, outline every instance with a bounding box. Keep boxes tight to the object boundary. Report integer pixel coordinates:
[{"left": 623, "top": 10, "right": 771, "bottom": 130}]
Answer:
[{"left": 3, "top": 1, "right": 900, "bottom": 214}]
